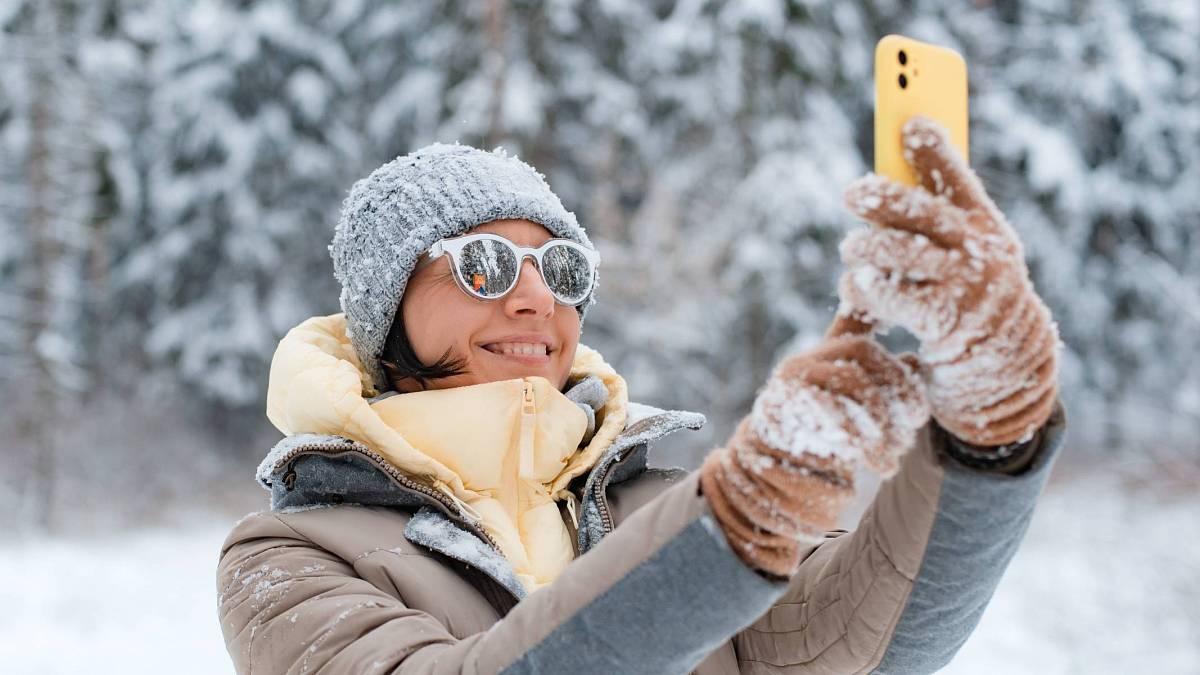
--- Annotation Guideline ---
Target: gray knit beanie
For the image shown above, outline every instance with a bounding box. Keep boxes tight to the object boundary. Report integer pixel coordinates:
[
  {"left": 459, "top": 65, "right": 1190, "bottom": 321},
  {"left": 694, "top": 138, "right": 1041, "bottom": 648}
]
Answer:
[{"left": 328, "top": 142, "right": 598, "bottom": 394}]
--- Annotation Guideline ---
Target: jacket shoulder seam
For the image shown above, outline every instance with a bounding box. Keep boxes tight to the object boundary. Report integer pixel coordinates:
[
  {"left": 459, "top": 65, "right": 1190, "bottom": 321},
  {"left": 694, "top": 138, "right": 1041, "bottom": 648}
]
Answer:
[{"left": 270, "top": 512, "right": 321, "bottom": 545}]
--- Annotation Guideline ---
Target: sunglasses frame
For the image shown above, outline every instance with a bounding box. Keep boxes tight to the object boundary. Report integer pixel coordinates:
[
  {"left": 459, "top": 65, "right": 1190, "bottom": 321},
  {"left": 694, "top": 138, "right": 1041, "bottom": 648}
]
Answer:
[{"left": 425, "top": 232, "right": 600, "bottom": 306}]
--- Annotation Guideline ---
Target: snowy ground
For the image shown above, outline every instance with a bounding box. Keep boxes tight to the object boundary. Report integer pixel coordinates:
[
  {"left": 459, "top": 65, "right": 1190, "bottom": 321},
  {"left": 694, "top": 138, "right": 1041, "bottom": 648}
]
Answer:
[
  {"left": 1, "top": 471, "right": 1196, "bottom": 674},
  {"left": 0, "top": 518, "right": 235, "bottom": 674}
]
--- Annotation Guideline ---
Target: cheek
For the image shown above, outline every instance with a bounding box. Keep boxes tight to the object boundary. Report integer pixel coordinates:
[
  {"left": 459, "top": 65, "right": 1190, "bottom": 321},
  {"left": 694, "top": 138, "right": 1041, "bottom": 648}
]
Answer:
[
  {"left": 555, "top": 311, "right": 582, "bottom": 364},
  {"left": 403, "top": 288, "right": 480, "bottom": 363}
]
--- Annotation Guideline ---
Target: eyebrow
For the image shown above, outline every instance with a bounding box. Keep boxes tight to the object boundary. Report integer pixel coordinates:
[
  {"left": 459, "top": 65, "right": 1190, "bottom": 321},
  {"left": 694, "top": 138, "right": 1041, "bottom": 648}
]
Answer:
[{"left": 484, "top": 232, "right": 555, "bottom": 248}]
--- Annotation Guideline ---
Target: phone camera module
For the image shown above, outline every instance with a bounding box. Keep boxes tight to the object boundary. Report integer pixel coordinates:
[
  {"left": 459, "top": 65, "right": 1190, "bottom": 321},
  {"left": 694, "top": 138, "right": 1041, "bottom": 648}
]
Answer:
[
  {"left": 898, "top": 50, "right": 908, "bottom": 65},
  {"left": 898, "top": 73, "right": 908, "bottom": 89}
]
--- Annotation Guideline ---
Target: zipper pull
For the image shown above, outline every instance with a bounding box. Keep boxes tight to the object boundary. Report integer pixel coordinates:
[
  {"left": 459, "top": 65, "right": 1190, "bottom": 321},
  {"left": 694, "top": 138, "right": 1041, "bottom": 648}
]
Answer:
[
  {"left": 519, "top": 380, "right": 537, "bottom": 480},
  {"left": 282, "top": 460, "right": 298, "bottom": 492},
  {"left": 563, "top": 491, "right": 579, "bottom": 529},
  {"left": 522, "top": 379, "right": 536, "bottom": 413}
]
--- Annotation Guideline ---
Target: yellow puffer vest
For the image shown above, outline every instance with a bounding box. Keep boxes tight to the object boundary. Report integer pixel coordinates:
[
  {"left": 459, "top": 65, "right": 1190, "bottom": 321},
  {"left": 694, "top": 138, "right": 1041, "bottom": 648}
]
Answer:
[{"left": 264, "top": 313, "right": 628, "bottom": 592}]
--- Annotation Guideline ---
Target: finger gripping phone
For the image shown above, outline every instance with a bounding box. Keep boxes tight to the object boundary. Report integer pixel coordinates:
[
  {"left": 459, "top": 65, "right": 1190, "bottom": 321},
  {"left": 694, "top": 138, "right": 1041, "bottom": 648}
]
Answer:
[{"left": 874, "top": 35, "right": 969, "bottom": 185}]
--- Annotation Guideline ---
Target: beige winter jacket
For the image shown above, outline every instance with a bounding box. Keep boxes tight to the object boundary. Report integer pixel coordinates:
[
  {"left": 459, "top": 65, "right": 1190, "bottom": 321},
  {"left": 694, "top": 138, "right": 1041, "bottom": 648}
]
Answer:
[{"left": 218, "top": 317, "right": 1069, "bottom": 674}]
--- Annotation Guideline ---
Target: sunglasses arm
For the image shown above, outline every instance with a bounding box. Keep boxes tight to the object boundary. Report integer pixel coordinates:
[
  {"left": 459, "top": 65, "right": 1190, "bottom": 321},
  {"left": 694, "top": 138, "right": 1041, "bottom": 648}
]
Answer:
[{"left": 426, "top": 241, "right": 447, "bottom": 259}]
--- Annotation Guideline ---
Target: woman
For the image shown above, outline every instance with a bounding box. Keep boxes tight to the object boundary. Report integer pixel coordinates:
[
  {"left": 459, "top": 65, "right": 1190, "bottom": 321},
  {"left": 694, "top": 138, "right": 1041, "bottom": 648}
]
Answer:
[{"left": 217, "top": 117, "right": 1067, "bottom": 674}]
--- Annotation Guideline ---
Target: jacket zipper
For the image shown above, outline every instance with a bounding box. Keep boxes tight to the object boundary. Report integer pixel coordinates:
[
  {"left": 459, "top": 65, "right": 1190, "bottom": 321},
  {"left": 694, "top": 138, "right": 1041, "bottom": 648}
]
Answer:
[
  {"left": 593, "top": 444, "right": 640, "bottom": 535},
  {"left": 592, "top": 468, "right": 619, "bottom": 530},
  {"left": 588, "top": 415, "right": 695, "bottom": 535},
  {"left": 269, "top": 439, "right": 504, "bottom": 553}
]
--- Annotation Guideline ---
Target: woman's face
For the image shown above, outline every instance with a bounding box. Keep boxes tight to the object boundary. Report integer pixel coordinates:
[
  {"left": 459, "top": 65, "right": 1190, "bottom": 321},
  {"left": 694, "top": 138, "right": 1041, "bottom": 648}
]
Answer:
[{"left": 394, "top": 218, "right": 582, "bottom": 392}]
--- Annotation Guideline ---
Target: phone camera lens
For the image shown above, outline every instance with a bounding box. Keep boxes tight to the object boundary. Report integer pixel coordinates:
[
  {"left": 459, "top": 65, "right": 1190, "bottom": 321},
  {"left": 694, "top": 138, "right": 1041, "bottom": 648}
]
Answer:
[
  {"left": 898, "top": 50, "right": 907, "bottom": 65},
  {"left": 898, "top": 73, "right": 908, "bottom": 89}
]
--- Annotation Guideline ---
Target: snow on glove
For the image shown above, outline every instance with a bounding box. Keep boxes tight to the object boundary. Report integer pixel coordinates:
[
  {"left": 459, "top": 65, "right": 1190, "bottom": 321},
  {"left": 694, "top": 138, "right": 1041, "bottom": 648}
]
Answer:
[
  {"left": 699, "top": 334, "right": 930, "bottom": 578},
  {"left": 834, "top": 116, "right": 1062, "bottom": 448}
]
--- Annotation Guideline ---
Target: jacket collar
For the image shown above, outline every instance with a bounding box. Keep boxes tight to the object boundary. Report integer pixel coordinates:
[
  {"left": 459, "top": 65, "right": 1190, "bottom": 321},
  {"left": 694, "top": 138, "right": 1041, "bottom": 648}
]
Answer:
[
  {"left": 264, "top": 313, "right": 632, "bottom": 512},
  {"left": 255, "top": 402, "right": 706, "bottom": 604},
  {"left": 255, "top": 402, "right": 705, "bottom": 521}
]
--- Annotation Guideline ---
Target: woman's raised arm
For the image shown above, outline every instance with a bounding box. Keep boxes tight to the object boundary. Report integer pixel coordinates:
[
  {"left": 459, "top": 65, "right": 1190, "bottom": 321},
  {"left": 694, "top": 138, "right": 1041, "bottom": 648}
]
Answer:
[
  {"left": 728, "top": 115, "right": 1069, "bottom": 673},
  {"left": 217, "top": 458, "right": 789, "bottom": 674}
]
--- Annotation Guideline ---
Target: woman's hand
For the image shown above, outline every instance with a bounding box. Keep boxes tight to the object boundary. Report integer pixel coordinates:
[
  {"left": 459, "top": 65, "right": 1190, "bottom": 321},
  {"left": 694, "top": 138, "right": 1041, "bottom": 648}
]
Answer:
[
  {"left": 834, "top": 116, "right": 1061, "bottom": 448},
  {"left": 699, "top": 334, "right": 930, "bottom": 578}
]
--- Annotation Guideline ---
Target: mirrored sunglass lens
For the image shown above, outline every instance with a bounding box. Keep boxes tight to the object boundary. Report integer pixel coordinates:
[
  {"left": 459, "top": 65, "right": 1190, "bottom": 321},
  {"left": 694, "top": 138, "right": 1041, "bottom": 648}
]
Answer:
[
  {"left": 457, "top": 238, "right": 518, "bottom": 297},
  {"left": 542, "top": 244, "right": 592, "bottom": 303}
]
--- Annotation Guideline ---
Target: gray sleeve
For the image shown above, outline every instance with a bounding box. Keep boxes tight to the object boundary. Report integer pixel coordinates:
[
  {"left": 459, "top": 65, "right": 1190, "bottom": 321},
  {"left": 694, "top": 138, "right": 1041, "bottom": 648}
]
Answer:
[{"left": 872, "top": 398, "right": 1069, "bottom": 673}]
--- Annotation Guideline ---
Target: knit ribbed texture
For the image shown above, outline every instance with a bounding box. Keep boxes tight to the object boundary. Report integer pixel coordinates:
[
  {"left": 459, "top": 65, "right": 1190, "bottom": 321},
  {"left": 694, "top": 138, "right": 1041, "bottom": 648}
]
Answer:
[{"left": 329, "top": 142, "right": 597, "bottom": 393}]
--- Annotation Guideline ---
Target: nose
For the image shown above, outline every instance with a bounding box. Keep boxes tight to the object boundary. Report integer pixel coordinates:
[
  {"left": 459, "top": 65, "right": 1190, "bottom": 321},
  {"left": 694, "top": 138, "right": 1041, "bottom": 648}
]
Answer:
[{"left": 503, "top": 257, "right": 556, "bottom": 318}]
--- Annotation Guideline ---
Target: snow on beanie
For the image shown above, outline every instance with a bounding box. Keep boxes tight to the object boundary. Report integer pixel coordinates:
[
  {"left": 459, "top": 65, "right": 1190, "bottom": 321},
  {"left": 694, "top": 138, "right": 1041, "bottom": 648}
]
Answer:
[{"left": 328, "top": 142, "right": 598, "bottom": 394}]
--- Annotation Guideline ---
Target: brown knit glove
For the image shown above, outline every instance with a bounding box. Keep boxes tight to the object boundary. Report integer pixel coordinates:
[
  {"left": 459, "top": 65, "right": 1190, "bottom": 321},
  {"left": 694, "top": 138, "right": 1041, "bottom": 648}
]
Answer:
[
  {"left": 699, "top": 334, "right": 931, "bottom": 578},
  {"left": 833, "top": 116, "right": 1061, "bottom": 447}
]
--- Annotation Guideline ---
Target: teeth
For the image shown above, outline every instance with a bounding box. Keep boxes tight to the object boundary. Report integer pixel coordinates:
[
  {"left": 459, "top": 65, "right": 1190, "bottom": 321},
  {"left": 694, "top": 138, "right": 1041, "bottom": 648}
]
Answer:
[{"left": 485, "top": 342, "right": 548, "bottom": 356}]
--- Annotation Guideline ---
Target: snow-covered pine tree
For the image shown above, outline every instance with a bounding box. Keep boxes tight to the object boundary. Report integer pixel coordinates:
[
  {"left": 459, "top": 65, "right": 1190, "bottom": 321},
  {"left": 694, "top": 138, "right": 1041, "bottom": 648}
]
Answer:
[
  {"left": 115, "top": 0, "right": 368, "bottom": 414},
  {"left": 0, "top": 0, "right": 106, "bottom": 530}
]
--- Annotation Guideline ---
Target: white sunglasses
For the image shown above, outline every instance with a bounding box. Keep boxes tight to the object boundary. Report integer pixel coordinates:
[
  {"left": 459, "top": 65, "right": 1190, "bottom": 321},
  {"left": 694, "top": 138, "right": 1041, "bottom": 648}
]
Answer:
[{"left": 424, "top": 232, "right": 600, "bottom": 306}]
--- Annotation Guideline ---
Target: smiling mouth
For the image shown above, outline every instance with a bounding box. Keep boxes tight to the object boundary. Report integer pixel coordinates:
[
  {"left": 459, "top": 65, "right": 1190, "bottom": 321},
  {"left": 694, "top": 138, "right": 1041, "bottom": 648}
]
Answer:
[
  {"left": 482, "top": 342, "right": 549, "bottom": 356},
  {"left": 479, "top": 343, "right": 552, "bottom": 364}
]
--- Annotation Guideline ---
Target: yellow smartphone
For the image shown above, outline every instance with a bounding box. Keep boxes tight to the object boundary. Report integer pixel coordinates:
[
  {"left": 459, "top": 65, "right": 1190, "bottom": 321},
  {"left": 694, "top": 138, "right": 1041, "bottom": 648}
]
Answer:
[{"left": 874, "top": 34, "right": 969, "bottom": 185}]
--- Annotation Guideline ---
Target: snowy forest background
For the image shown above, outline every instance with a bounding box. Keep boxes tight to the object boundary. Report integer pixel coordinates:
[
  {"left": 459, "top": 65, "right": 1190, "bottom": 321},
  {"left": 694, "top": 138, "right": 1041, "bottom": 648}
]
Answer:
[{"left": 1, "top": 0, "right": 1197, "bottom": 672}]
